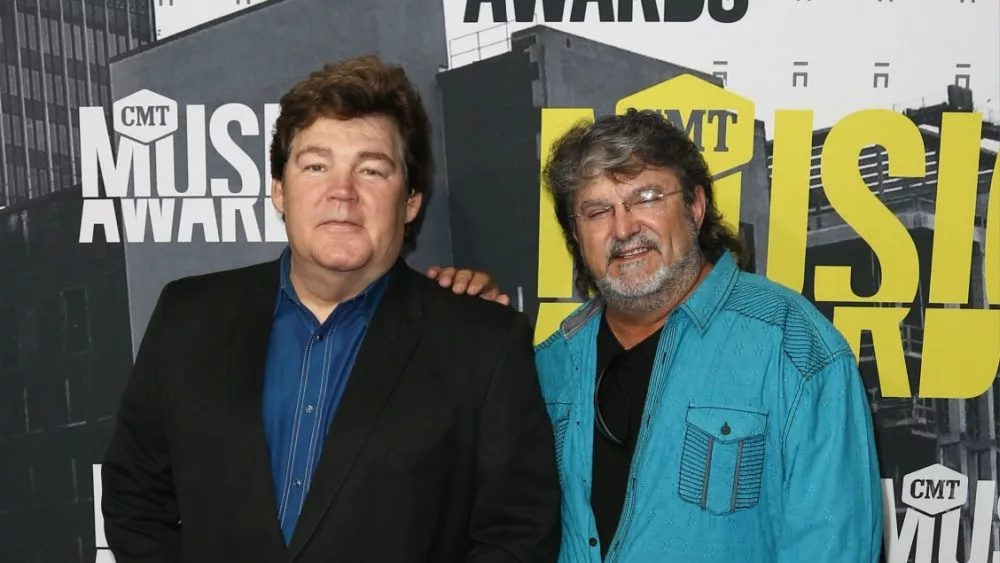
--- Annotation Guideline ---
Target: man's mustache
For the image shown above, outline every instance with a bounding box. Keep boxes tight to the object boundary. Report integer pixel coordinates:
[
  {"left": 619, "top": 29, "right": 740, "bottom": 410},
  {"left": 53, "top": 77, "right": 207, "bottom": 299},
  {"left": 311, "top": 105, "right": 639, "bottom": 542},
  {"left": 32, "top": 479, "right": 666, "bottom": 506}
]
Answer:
[{"left": 606, "top": 233, "right": 659, "bottom": 263}]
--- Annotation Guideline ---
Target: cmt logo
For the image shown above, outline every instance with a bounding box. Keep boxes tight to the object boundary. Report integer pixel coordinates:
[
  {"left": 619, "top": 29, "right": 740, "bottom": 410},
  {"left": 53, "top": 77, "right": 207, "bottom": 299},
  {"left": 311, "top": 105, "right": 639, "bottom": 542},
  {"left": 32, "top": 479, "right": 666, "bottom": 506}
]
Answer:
[
  {"left": 902, "top": 464, "right": 968, "bottom": 516},
  {"left": 114, "top": 90, "right": 176, "bottom": 140},
  {"left": 463, "top": 0, "right": 748, "bottom": 23},
  {"left": 882, "top": 464, "right": 999, "bottom": 563},
  {"left": 79, "top": 89, "right": 286, "bottom": 244},
  {"left": 534, "top": 74, "right": 754, "bottom": 343}
]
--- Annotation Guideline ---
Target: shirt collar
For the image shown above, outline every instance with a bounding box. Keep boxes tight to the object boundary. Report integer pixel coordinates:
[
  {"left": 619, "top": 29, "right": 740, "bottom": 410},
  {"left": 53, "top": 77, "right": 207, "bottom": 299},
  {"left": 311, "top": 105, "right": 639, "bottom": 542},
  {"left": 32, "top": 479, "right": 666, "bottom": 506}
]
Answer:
[
  {"left": 677, "top": 251, "right": 739, "bottom": 333},
  {"left": 274, "top": 245, "right": 390, "bottom": 324}
]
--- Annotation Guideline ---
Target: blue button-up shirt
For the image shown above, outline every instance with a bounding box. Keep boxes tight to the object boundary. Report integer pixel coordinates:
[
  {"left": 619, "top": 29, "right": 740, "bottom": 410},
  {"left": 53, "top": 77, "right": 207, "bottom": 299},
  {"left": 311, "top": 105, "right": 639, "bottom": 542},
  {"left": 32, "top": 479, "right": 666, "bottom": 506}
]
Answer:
[{"left": 262, "top": 247, "right": 389, "bottom": 544}]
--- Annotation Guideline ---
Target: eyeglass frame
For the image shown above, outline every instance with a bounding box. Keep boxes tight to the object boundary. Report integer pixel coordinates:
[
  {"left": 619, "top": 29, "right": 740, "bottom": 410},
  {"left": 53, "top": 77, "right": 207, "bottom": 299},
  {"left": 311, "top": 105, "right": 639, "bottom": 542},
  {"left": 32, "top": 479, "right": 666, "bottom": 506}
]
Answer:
[{"left": 568, "top": 187, "right": 684, "bottom": 225}]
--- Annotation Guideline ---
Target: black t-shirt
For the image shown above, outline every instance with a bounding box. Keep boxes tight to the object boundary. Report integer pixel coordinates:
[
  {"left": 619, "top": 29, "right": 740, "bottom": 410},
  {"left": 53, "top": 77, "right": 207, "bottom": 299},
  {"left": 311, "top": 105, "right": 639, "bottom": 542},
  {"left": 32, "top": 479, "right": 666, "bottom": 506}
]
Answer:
[{"left": 591, "top": 314, "right": 662, "bottom": 558}]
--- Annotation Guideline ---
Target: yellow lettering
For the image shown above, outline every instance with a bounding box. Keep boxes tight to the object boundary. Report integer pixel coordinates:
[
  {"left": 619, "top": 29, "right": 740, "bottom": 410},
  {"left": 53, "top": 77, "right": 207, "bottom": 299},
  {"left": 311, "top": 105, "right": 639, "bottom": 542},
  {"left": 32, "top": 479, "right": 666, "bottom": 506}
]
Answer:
[
  {"left": 536, "top": 108, "right": 594, "bottom": 344},
  {"left": 929, "top": 112, "right": 983, "bottom": 304},
  {"left": 919, "top": 309, "right": 1000, "bottom": 398},
  {"left": 766, "top": 110, "right": 814, "bottom": 293},
  {"left": 986, "top": 150, "right": 999, "bottom": 305},
  {"left": 833, "top": 307, "right": 911, "bottom": 397},
  {"left": 815, "top": 110, "right": 923, "bottom": 303}
]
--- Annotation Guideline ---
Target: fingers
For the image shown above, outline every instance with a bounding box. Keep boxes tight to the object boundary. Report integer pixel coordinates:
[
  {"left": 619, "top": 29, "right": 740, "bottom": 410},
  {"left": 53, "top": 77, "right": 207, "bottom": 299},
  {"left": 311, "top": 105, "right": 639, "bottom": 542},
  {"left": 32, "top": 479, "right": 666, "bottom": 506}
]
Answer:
[
  {"left": 428, "top": 267, "right": 511, "bottom": 307},
  {"left": 479, "top": 287, "right": 512, "bottom": 307},
  {"left": 465, "top": 271, "right": 494, "bottom": 296},
  {"left": 451, "top": 269, "right": 475, "bottom": 294},
  {"left": 434, "top": 267, "right": 456, "bottom": 288}
]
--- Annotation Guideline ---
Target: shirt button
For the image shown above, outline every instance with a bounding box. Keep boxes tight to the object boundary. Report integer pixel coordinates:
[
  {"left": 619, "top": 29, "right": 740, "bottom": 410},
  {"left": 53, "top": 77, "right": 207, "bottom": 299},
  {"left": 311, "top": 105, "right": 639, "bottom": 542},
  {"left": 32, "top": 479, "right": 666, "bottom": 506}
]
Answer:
[
  {"left": 293, "top": 479, "right": 303, "bottom": 487},
  {"left": 305, "top": 405, "right": 314, "bottom": 414},
  {"left": 589, "top": 538, "right": 598, "bottom": 547},
  {"left": 314, "top": 334, "right": 322, "bottom": 342}
]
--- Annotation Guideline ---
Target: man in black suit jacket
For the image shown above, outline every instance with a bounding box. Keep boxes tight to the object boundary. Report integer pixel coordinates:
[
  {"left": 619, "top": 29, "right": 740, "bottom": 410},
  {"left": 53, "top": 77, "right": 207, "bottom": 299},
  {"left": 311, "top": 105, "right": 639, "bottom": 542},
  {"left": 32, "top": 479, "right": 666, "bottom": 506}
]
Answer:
[{"left": 100, "top": 55, "right": 562, "bottom": 563}]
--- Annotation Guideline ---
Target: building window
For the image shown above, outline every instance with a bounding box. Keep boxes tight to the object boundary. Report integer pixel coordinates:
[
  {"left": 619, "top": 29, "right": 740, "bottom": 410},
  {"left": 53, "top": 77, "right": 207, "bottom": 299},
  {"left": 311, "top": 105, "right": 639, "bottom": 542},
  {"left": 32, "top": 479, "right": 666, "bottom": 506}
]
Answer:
[
  {"left": 21, "top": 67, "right": 32, "bottom": 100},
  {"left": 54, "top": 74, "right": 64, "bottom": 104},
  {"left": 50, "top": 19, "right": 61, "bottom": 55},
  {"left": 32, "top": 70, "right": 41, "bottom": 103},
  {"left": 39, "top": 16, "right": 50, "bottom": 55},
  {"left": 61, "top": 287, "right": 91, "bottom": 354},
  {"left": 15, "top": 165, "right": 26, "bottom": 198},
  {"left": 86, "top": 27, "right": 96, "bottom": 63},
  {"left": 26, "top": 120, "right": 35, "bottom": 150},
  {"left": 36, "top": 120, "right": 45, "bottom": 151},
  {"left": 96, "top": 29, "right": 106, "bottom": 65},
  {"left": 6, "top": 65, "right": 17, "bottom": 96},
  {"left": 58, "top": 123, "right": 67, "bottom": 155},
  {"left": 73, "top": 24, "right": 83, "bottom": 61},
  {"left": 16, "top": 11, "right": 26, "bottom": 47},
  {"left": 44, "top": 71, "right": 54, "bottom": 102},
  {"left": 49, "top": 122, "right": 58, "bottom": 155},
  {"left": 77, "top": 78, "right": 87, "bottom": 106},
  {"left": 12, "top": 114, "right": 23, "bottom": 146}
]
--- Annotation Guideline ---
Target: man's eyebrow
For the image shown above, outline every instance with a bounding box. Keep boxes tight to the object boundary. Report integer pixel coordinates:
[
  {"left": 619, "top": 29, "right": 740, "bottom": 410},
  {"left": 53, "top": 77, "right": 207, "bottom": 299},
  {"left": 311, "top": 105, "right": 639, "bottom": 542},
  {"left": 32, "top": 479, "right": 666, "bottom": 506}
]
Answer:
[
  {"left": 293, "top": 145, "right": 333, "bottom": 163},
  {"left": 357, "top": 151, "right": 398, "bottom": 170}
]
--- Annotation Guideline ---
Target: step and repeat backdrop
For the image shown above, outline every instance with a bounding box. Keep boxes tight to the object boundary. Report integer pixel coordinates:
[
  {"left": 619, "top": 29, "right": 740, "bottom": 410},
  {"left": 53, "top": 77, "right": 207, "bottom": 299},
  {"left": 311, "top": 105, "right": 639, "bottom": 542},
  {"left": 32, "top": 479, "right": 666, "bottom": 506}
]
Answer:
[{"left": 0, "top": 0, "right": 997, "bottom": 562}]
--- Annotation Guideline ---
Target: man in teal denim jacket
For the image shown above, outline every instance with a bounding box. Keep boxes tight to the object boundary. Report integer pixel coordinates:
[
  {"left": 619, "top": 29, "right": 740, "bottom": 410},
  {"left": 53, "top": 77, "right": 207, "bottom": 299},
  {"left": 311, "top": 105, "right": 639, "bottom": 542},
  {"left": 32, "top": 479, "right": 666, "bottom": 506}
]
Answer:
[
  {"left": 528, "top": 109, "right": 883, "bottom": 563},
  {"left": 431, "top": 109, "right": 883, "bottom": 562}
]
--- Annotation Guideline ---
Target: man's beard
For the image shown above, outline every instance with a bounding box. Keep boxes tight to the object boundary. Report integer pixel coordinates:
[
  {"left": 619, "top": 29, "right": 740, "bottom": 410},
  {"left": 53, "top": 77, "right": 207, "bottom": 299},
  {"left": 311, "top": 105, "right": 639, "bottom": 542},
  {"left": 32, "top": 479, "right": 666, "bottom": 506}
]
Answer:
[{"left": 592, "top": 214, "right": 703, "bottom": 316}]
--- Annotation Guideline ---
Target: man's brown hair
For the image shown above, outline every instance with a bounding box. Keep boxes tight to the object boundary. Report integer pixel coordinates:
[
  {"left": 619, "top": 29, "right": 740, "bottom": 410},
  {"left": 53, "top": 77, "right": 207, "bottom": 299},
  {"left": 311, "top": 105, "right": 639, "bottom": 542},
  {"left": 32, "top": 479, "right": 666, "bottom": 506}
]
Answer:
[{"left": 269, "top": 55, "right": 433, "bottom": 240}]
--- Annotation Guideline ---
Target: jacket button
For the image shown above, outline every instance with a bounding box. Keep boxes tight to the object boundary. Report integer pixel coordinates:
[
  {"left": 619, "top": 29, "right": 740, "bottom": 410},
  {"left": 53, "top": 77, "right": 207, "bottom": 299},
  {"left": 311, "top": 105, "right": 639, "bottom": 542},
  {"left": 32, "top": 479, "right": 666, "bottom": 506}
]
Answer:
[
  {"left": 721, "top": 422, "right": 731, "bottom": 435},
  {"left": 589, "top": 537, "right": 598, "bottom": 547}
]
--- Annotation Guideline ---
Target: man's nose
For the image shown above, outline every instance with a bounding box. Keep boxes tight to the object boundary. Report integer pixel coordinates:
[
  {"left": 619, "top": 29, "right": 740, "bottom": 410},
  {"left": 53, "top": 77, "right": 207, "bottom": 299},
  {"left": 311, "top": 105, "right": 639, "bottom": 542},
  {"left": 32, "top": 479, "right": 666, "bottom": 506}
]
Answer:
[
  {"left": 612, "top": 203, "right": 641, "bottom": 240},
  {"left": 325, "top": 169, "right": 358, "bottom": 201}
]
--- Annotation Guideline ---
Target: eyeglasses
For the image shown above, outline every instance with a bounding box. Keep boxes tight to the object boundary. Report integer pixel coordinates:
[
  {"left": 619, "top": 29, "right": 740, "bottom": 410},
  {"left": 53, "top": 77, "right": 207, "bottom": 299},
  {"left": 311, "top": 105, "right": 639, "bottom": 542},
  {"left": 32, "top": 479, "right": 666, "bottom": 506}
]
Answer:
[
  {"left": 570, "top": 188, "right": 682, "bottom": 229},
  {"left": 594, "top": 353, "right": 630, "bottom": 449}
]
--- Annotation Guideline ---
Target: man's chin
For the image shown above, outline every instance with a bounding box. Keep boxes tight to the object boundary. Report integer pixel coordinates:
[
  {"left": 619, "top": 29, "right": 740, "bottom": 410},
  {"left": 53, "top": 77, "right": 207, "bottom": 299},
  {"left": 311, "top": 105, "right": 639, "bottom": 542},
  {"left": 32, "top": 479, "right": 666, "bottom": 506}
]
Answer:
[{"left": 312, "top": 250, "right": 371, "bottom": 274}]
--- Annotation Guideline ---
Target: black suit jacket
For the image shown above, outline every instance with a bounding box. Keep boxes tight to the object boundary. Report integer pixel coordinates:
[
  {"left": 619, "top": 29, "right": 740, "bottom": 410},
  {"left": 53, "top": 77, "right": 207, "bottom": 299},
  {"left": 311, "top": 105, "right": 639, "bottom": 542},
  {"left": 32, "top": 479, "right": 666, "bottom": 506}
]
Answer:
[{"left": 101, "top": 258, "right": 562, "bottom": 563}]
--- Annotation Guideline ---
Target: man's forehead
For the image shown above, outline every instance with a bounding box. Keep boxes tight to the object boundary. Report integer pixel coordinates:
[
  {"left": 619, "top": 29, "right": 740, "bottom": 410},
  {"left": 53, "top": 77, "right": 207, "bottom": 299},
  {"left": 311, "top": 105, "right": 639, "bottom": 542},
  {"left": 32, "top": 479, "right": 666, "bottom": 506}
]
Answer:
[{"left": 291, "top": 115, "right": 401, "bottom": 155}]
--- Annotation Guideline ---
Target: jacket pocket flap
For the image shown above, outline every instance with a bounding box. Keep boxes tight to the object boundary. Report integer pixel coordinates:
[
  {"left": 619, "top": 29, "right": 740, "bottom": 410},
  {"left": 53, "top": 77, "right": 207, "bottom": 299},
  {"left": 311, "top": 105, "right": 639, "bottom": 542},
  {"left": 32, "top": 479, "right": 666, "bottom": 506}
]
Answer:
[{"left": 685, "top": 406, "right": 767, "bottom": 443}]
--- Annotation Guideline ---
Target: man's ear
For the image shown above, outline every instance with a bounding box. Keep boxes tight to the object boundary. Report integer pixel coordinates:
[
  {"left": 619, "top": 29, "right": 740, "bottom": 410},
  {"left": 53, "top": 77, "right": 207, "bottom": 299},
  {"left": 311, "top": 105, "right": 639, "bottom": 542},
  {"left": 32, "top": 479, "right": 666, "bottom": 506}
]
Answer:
[
  {"left": 271, "top": 177, "right": 285, "bottom": 215},
  {"left": 691, "top": 184, "right": 707, "bottom": 229},
  {"left": 404, "top": 190, "right": 423, "bottom": 224}
]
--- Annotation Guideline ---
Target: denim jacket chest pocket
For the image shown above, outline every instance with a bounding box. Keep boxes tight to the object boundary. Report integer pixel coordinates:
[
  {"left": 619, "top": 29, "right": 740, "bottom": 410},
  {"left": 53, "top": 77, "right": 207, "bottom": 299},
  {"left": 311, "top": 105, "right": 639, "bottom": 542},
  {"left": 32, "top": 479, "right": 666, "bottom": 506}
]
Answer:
[{"left": 677, "top": 405, "right": 769, "bottom": 515}]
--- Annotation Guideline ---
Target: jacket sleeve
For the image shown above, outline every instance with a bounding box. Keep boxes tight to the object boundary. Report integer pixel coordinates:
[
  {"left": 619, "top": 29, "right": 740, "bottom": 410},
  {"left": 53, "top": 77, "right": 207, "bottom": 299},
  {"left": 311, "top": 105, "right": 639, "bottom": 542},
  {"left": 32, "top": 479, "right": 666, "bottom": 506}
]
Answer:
[
  {"left": 101, "top": 283, "right": 181, "bottom": 563},
  {"left": 776, "top": 351, "right": 884, "bottom": 563},
  {"left": 466, "top": 312, "right": 563, "bottom": 563}
]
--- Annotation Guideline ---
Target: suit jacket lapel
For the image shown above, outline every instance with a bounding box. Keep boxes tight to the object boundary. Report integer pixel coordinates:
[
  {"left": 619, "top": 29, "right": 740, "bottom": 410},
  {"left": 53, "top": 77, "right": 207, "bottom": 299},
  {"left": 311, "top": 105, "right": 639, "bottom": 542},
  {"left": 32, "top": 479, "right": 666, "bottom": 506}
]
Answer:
[
  {"left": 285, "top": 261, "right": 425, "bottom": 561},
  {"left": 225, "top": 259, "right": 286, "bottom": 554}
]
